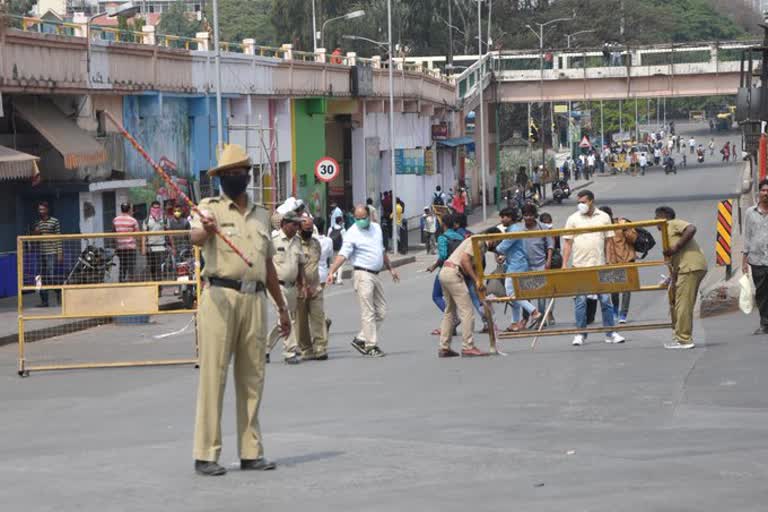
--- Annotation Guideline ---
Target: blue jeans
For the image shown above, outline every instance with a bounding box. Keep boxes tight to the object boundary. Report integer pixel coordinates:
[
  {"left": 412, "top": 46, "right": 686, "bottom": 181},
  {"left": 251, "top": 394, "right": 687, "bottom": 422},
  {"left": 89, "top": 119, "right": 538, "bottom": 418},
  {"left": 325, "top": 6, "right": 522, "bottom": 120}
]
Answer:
[
  {"left": 466, "top": 279, "right": 484, "bottom": 316},
  {"left": 505, "top": 277, "right": 536, "bottom": 323},
  {"left": 575, "top": 294, "right": 615, "bottom": 336}
]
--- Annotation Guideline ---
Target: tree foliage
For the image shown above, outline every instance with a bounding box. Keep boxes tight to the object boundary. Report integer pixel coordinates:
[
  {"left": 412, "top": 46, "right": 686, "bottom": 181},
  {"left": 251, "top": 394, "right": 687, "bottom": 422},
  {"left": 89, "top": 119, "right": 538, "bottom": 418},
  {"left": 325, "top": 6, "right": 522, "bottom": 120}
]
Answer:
[
  {"left": 206, "top": 0, "right": 276, "bottom": 45},
  {"left": 158, "top": 0, "right": 201, "bottom": 39}
]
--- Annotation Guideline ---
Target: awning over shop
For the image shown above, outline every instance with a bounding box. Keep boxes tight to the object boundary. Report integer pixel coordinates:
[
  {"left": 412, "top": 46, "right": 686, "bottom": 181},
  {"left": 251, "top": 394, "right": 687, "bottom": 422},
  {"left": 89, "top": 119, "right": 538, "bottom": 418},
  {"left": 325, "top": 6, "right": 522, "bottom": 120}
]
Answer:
[
  {"left": 437, "top": 136, "right": 475, "bottom": 148},
  {"left": 0, "top": 145, "right": 40, "bottom": 181},
  {"left": 13, "top": 98, "right": 107, "bottom": 170}
]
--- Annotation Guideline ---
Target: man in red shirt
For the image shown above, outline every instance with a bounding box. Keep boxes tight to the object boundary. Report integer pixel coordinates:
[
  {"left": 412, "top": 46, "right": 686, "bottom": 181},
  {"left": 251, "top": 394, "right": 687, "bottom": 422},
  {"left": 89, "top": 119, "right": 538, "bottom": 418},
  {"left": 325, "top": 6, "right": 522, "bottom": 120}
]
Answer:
[{"left": 112, "top": 202, "right": 140, "bottom": 282}]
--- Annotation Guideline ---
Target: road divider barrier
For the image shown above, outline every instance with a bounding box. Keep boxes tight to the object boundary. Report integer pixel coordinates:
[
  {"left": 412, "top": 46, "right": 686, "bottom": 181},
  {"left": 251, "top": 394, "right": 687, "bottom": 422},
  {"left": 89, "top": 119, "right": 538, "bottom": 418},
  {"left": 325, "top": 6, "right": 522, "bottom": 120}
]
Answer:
[
  {"left": 16, "top": 231, "right": 201, "bottom": 376},
  {"left": 470, "top": 219, "right": 673, "bottom": 352}
]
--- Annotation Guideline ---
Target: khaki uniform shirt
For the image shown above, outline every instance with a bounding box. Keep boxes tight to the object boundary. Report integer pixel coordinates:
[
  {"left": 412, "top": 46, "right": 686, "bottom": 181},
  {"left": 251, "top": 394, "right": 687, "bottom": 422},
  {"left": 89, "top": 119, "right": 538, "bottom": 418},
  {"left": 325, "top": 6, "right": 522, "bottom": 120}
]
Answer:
[
  {"left": 272, "top": 229, "right": 304, "bottom": 284},
  {"left": 191, "top": 196, "right": 273, "bottom": 282},
  {"left": 300, "top": 236, "right": 322, "bottom": 289},
  {"left": 666, "top": 219, "right": 707, "bottom": 274}
]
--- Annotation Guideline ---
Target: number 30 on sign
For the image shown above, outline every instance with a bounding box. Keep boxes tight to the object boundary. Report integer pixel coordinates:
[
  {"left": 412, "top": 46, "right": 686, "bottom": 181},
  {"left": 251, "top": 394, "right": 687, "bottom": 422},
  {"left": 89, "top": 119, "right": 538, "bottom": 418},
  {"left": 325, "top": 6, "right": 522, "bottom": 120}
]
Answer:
[{"left": 314, "top": 157, "right": 340, "bottom": 183}]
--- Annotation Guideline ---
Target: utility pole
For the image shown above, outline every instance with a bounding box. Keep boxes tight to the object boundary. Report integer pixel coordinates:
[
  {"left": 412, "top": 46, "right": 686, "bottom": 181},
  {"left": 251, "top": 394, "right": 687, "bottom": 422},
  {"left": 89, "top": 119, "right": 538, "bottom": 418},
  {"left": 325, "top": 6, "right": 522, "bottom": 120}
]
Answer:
[
  {"left": 387, "top": 0, "right": 398, "bottom": 254},
  {"left": 600, "top": 100, "right": 605, "bottom": 148},
  {"left": 447, "top": 0, "right": 453, "bottom": 70},
  {"left": 477, "top": 0, "right": 487, "bottom": 222},
  {"left": 212, "top": 0, "right": 223, "bottom": 154}
]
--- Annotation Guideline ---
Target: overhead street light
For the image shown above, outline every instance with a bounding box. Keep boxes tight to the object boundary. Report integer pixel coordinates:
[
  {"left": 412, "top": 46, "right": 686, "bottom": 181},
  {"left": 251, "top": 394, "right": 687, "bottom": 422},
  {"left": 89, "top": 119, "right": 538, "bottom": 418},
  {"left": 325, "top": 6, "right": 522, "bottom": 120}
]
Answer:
[
  {"left": 566, "top": 29, "right": 597, "bottom": 49},
  {"left": 342, "top": 34, "right": 388, "bottom": 52},
  {"left": 87, "top": 1, "right": 139, "bottom": 78},
  {"left": 321, "top": 9, "right": 366, "bottom": 49}
]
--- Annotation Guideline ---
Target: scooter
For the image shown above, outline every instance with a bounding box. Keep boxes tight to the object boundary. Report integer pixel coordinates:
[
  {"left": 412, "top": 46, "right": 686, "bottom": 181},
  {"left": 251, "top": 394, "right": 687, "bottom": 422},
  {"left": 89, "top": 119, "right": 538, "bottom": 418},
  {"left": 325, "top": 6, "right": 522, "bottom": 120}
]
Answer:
[
  {"left": 697, "top": 149, "right": 705, "bottom": 164},
  {"left": 552, "top": 179, "right": 571, "bottom": 204},
  {"left": 174, "top": 249, "right": 196, "bottom": 309}
]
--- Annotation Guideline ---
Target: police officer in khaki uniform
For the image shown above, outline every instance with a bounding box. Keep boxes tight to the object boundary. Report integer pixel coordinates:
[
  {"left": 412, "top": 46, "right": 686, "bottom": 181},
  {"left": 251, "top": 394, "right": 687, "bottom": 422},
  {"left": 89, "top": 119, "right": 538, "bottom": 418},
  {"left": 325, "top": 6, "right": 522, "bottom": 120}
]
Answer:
[
  {"left": 296, "top": 213, "right": 329, "bottom": 360},
  {"left": 191, "top": 144, "right": 291, "bottom": 477},
  {"left": 267, "top": 211, "right": 306, "bottom": 364}
]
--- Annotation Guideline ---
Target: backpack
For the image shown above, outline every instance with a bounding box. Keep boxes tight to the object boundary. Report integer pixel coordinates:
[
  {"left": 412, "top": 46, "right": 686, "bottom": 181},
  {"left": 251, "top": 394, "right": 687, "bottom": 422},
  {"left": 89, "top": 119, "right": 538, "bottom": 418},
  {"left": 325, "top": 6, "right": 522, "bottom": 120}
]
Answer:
[
  {"left": 330, "top": 228, "right": 343, "bottom": 251},
  {"left": 632, "top": 227, "right": 656, "bottom": 259},
  {"left": 432, "top": 192, "right": 444, "bottom": 206},
  {"left": 446, "top": 236, "right": 464, "bottom": 259}
]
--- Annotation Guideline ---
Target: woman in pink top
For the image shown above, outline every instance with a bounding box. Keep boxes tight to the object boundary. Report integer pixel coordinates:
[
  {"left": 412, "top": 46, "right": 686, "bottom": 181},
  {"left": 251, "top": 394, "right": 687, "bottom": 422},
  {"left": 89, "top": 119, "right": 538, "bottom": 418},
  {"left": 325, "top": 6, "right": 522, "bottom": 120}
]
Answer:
[
  {"left": 452, "top": 187, "right": 466, "bottom": 215},
  {"left": 112, "top": 202, "right": 139, "bottom": 282}
]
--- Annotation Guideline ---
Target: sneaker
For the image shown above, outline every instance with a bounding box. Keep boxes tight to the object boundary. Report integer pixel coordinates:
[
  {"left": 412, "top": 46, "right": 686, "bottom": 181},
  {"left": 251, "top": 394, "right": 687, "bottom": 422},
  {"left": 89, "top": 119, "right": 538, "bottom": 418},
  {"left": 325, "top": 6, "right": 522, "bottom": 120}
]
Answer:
[
  {"left": 461, "top": 347, "right": 489, "bottom": 357},
  {"left": 365, "top": 346, "right": 386, "bottom": 358},
  {"left": 605, "top": 332, "right": 626, "bottom": 344},
  {"left": 619, "top": 313, "right": 628, "bottom": 324},
  {"left": 265, "top": 353, "right": 270, "bottom": 364},
  {"left": 284, "top": 354, "right": 301, "bottom": 365},
  {"left": 572, "top": 334, "right": 585, "bottom": 346},
  {"left": 350, "top": 338, "right": 367, "bottom": 354},
  {"left": 664, "top": 342, "right": 695, "bottom": 350}
]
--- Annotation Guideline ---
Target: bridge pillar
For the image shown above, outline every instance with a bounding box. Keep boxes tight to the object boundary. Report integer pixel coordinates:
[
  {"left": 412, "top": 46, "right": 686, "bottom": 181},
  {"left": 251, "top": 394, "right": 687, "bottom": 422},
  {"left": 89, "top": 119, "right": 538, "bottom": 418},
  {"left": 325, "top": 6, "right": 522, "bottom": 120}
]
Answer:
[
  {"left": 631, "top": 50, "right": 641, "bottom": 67},
  {"left": 371, "top": 56, "right": 382, "bottom": 69},
  {"left": 346, "top": 52, "right": 357, "bottom": 66},
  {"left": 281, "top": 44, "right": 294, "bottom": 61},
  {"left": 315, "top": 48, "right": 327, "bottom": 63},
  {"left": 242, "top": 38, "right": 255, "bottom": 55},
  {"left": 141, "top": 25, "right": 155, "bottom": 46},
  {"left": 195, "top": 32, "right": 210, "bottom": 51}
]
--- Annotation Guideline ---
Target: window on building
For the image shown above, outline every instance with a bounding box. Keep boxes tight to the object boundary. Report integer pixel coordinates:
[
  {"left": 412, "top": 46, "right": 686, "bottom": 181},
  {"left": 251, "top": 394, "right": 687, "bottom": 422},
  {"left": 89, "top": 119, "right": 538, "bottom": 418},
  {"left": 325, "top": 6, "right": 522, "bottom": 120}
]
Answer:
[
  {"left": 194, "top": 4, "right": 201, "bottom": 12},
  {"left": 148, "top": 5, "right": 155, "bottom": 13}
]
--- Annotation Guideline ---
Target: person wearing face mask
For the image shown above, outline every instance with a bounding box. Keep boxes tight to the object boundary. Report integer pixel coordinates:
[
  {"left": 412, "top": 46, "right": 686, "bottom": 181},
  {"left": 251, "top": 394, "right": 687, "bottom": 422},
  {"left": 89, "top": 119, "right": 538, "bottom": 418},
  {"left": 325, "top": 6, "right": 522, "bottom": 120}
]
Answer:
[
  {"left": 190, "top": 143, "right": 290, "bottom": 476},
  {"left": 562, "top": 190, "right": 625, "bottom": 346},
  {"left": 327, "top": 205, "right": 400, "bottom": 357},
  {"left": 267, "top": 211, "right": 307, "bottom": 365},
  {"left": 296, "top": 214, "right": 328, "bottom": 361},
  {"left": 142, "top": 200, "right": 169, "bottom": 290},
  {"left": 167, "top": 205, "right": 192, "bottom": 259}
]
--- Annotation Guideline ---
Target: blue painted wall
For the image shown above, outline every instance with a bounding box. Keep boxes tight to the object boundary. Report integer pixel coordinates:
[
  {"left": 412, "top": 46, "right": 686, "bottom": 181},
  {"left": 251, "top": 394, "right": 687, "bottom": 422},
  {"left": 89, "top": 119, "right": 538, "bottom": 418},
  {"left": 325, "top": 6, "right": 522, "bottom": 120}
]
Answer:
[{"left": 122, "top": 95, "right": 228, "bottom": 183}]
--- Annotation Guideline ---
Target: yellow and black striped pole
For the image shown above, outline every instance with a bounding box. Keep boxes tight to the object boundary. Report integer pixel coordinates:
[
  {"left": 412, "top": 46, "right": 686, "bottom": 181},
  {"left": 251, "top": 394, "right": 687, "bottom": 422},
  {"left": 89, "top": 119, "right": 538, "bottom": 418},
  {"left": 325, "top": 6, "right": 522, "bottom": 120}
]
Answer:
[{"left": 716, "top": 199, "right": 734, "bottom": 279}]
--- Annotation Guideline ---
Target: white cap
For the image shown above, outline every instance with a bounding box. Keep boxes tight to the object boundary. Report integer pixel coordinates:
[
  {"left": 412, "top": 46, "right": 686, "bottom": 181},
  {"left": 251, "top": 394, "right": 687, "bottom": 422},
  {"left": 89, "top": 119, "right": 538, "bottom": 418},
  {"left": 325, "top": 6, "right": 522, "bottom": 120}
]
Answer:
[{"left": 277, "top": 197, "right": 298, "bottom": 215}]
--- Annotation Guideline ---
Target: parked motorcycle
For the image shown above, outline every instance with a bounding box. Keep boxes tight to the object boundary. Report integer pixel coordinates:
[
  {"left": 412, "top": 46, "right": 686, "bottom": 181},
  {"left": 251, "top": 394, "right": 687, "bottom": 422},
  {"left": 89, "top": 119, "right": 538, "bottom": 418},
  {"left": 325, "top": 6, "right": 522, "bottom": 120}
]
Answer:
[
  {"left": 552, "top": 179, "right": 571, "bottom": 204},
  {"left": 65, "top": 245, "right": 115, "bottom": 285},
  {"left": 175, "top": 249, "right": 196, "bottom": 309}
]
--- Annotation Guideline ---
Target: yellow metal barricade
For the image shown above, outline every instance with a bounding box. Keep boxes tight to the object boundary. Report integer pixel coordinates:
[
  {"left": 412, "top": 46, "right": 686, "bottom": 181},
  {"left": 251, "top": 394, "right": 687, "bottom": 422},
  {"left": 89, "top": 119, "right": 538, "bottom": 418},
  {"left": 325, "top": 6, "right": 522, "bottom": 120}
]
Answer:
[
  {"left": 16, "top": 231, "right": 201, "bottom": 376},
  {"left": 470, "top": 220, "right": 672, "bottom": 353}
]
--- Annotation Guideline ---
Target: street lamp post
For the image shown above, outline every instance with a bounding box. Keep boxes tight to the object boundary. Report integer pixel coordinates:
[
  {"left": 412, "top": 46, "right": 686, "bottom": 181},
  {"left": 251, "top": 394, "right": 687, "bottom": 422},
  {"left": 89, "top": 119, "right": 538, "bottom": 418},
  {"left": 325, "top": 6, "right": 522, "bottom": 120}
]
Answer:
[
  {"left": 212, "top": 0, "right": 224, "bottom": 155},
  {"left": 311, "top": 0, "right": 318, "bottom": 53},
  {"left": 320, "top": 9, "right": 365, "bottom": 50},
  {"left": 526, "top": 14, "right": 573, "bottom": 184},
  {"left": 565, "top": 29, "right": 596, "bottom": 49},
  {"left": 87, "top": 2, "right": 139, "bottom": 81},
  {"left": 477, "top": 0, "right": 487, "bottom": 222}
]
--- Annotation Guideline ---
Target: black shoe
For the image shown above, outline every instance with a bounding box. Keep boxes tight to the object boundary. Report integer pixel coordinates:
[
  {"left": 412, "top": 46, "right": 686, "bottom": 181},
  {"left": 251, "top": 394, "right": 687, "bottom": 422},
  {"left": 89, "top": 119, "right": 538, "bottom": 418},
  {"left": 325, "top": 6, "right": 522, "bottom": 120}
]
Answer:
[
  {"left": 365, "top": 346, "right": 385, "bottom": 358},
  {"left": 240, "top": 458, "right": 277, "bottom": 471},
  {"left": 284, "top": 354, "right": 301, "bottom": 365},
  {"left": 35, "top": 303, "right": 49, "bottom": 308},
  {"left": 265, "top": 353, "right": 270, "bottom": 364},
  {"left": 313, "top": 353, "right": 328, "bottom": 361},
  {"left": 195, "top": 460, "right": 227, "bottom": 476},
  {"left": 350, "top": 338, "right": 367, "bottom": 354},
  {"left": 326, "top": 318, "right": 332, "bottom": 331},
  {"left": 753, "top": 328, "right": 768, "bottom": 335}
]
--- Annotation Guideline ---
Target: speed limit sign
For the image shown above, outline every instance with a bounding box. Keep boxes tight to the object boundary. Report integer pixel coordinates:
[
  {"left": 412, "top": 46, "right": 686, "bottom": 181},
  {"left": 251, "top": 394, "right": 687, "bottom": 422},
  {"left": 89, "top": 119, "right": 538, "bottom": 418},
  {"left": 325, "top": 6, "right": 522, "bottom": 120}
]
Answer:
[{"left": 314, "top": 157, "right": 340, "bottom": 183}]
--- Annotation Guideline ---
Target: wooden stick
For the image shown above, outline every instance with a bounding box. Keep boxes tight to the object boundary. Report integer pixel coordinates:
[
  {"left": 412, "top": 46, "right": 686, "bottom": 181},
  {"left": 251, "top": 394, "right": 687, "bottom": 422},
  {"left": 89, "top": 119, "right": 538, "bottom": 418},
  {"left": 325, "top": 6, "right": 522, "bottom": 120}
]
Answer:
[
  {"left": 103, "top": 110, "right": 253, "bottom": 267},
  {"left": 530, "top": 298, "right": 556, "bottom": 350}
]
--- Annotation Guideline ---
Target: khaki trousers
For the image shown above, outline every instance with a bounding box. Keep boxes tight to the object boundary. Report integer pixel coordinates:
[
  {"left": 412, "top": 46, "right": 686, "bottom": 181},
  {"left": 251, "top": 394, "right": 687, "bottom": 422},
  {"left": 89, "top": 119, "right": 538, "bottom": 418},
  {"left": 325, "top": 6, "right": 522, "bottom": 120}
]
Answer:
[
  {"left": 438, "top": 266, "right": 476, "bottom": 351},
  {"left": 353, "top": 270, "right": 387, "bottom": 348},
  {"left": 297, "top": 289, "right": 328, "bottom": 358},
  {"left": 672, "top": 269, "right": 706, "bottom": 343},
  {"left": 268, "top": 285, "right": 299, "bottom": 358},
  {"left": 193, "top": 286, "right": 267, "bottom": 462}
]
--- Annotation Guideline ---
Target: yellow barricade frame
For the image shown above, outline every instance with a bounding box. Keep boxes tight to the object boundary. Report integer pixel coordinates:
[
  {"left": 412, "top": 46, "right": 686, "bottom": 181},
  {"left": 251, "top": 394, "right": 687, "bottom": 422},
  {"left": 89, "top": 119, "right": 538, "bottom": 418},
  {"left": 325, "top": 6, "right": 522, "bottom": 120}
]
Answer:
[
  {"left": 16, "top": 231, "right": 202, "bottom": 376},
  {"left": 470, "top": 219, "right": 673, "bottom": 353}
]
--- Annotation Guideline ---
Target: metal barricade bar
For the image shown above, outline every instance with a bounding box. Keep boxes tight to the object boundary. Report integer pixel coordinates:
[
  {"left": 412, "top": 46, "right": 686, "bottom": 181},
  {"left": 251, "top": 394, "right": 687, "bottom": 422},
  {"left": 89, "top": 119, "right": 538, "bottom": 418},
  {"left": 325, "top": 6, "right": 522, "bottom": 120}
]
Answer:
[{"left": 470, "top": 219, "right": 673, "bottom": 353}]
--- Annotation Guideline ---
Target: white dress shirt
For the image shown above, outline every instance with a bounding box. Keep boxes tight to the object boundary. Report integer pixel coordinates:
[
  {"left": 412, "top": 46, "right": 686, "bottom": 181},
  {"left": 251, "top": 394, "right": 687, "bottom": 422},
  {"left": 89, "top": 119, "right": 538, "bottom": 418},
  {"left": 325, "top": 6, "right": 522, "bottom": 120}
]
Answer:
[
  {"left": 316, "top": 234, "right": 334, "bottom": 283},
  {"left": 339, "top": 222, "right": 384, "bottom": 271}
]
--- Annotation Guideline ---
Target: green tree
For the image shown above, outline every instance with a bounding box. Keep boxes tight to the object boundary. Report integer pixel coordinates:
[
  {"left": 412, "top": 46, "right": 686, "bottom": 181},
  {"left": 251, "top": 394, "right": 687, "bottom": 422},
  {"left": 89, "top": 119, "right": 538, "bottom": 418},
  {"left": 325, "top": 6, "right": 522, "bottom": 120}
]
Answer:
[
  {"left": 158, "top": 0, "right": 201, "bottom": 40},
  {"left": 205, "top": 0, "right": 276, "bottom": 46}
]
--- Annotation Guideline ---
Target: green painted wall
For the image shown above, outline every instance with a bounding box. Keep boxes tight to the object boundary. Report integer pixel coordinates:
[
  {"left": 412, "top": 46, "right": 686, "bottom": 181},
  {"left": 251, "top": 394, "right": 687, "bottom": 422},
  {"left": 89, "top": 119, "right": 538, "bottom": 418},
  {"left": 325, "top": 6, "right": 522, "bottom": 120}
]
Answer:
[{"left": 292, "top": 98, "right": 327, "bottom": 217}]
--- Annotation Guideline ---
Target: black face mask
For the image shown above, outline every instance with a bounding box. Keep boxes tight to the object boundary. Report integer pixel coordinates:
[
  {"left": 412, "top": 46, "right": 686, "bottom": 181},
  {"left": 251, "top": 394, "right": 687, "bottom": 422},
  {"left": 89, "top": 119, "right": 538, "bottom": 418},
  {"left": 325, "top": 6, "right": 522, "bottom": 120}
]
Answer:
[
  {"left": 219, "top": 174, "right": 249, "bottom": 199},
  {"left": 300, "top": 230, "right": 313, "bottom": 240}
]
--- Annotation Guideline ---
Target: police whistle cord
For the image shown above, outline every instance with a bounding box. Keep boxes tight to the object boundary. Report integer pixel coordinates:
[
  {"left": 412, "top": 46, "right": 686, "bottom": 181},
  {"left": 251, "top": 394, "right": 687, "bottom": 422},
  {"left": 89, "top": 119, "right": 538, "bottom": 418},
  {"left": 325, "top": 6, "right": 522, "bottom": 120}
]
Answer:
[{"left": 103, "top": 110, "right": 254, "bottom": 268}]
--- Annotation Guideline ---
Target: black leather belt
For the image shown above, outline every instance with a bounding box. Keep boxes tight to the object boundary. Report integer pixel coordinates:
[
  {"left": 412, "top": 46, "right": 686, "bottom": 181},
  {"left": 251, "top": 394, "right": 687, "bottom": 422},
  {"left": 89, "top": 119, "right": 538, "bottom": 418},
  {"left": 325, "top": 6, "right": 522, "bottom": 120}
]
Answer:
[
  {"left": 208, "top": 276, "right": 265, "bottom": 294},
  {"left": 278, "top": 280, "right": 296, "bottom": 287},
  {"left": 354, "top": 267, "right": 380, "bottom": 275}
]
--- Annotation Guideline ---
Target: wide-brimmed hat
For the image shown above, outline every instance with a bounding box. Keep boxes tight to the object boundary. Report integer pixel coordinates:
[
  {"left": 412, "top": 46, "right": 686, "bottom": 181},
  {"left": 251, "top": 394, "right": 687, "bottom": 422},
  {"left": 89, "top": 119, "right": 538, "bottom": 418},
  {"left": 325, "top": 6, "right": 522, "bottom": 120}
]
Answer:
[{"left": 208, "top": 144, "right": 252, "bottom": 176}]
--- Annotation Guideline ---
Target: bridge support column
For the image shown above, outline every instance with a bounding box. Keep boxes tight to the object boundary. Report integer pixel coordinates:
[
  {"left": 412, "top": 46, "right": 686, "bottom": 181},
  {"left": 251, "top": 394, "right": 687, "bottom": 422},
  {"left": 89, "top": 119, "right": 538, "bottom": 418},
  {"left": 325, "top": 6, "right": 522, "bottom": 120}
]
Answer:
[
  {"left": 242, "top": 38, "right": 255, "bottom": 55},
  {"left": 195, "top": 32, "right": 210, "bottom": 51},
  {"left": 141, "top": 26, "right": 155, "bottom": 46},
  {"left": 631, "top": 49, "right": 641, "bottom": 67}
]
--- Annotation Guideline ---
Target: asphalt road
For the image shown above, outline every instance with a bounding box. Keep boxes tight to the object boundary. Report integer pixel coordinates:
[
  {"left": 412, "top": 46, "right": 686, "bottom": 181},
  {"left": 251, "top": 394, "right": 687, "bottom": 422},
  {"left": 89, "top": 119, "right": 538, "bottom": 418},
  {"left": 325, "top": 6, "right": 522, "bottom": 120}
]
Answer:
[{"left": 2, "top": 122, "right": 767, "bottom": 511}]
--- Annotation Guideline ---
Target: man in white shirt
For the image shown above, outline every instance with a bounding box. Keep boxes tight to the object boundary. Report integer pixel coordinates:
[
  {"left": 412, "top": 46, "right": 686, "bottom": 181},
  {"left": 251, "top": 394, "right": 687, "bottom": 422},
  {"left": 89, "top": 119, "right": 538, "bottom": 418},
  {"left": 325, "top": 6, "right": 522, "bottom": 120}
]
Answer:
[
  {"left": 327, "top": 205, "right": 400, "bottom": 357},
  {"left": 688, "top": 137, "right": 696, "bottom": 154},
  {"left": 638, "top": 152, "right": 648, "bottom": 176},
  {"left": 314, "top": 217, "right": 334, "bottom": 284},
  {"left": 562, "top": 190, "right": 625, "bottom": 347},
  {"left": 586, "top": 153, "right": 596, "bottom": 180}
]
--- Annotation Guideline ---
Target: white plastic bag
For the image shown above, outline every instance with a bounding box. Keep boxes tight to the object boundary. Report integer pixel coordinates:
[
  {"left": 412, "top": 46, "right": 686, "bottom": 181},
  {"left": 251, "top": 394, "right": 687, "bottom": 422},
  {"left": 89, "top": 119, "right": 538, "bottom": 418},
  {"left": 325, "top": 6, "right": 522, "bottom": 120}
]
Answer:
[{"left": 739, "top": 274, "right": 756, "bottom": 315}]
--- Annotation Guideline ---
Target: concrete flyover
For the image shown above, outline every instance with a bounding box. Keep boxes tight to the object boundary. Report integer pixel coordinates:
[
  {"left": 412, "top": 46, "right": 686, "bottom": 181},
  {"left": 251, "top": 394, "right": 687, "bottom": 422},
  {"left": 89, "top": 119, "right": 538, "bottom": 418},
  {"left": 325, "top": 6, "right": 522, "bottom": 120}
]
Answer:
[
  {"left": 0, "top": 29, "right": 455, "bottom": 108},
  {"left": 404, "top": 40, "right": 759, "bottom": 104}
]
